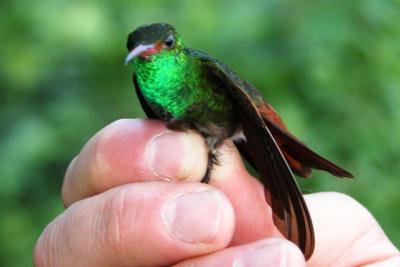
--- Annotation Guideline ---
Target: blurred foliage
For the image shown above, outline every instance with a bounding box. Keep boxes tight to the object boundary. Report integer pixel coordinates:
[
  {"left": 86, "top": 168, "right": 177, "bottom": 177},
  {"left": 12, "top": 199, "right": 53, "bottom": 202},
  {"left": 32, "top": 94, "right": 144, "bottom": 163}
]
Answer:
[{"left": 1, "top": 0, "right": 399, "bottom": 265}]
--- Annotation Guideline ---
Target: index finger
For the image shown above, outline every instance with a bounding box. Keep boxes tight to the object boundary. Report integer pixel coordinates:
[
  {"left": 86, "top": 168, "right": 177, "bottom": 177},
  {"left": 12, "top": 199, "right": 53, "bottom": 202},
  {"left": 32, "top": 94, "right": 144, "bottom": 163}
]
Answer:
[{"left": 62, "top": 119, "right": 208, "bottom": 206}]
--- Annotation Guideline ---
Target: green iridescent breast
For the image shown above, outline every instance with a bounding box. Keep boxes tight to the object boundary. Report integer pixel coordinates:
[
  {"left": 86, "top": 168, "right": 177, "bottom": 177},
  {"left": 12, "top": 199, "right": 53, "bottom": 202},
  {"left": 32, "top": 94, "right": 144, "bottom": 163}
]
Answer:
[{"left": 133, "top": 49, "right": 234, "bottom": 124}]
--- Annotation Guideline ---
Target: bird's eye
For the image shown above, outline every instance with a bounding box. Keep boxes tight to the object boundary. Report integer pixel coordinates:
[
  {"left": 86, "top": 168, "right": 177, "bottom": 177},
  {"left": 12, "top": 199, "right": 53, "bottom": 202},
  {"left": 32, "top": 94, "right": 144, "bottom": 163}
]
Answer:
[{"left": 164, "top": 36, "right": 174, "bottom": 48}]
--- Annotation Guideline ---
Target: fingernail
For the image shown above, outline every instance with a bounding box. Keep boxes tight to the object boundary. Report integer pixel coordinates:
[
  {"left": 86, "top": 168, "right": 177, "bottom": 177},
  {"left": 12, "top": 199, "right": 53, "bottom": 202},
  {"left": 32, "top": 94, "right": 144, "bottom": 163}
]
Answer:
[
  {"left": 233, "top": 239, "right": 288, "bottom": 267},
  {"left": 162, "top": 189, "right": 222, "bottom": 243},
  {"left": 145, "top": 131, "right": 195, "bottom": 180}
]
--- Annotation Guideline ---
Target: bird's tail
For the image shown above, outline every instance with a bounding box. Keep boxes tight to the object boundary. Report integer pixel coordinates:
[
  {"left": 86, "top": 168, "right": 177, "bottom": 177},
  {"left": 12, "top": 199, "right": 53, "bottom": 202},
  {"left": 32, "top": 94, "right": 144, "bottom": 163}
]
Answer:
[{"left": 258, "top": 103, "right": 353, "bottom": 178}]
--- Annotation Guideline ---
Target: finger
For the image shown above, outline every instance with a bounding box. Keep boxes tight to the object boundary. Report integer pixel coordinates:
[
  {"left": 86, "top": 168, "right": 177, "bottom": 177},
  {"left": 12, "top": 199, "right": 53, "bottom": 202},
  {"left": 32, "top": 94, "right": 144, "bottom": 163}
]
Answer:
[
  {"left": 174, "top": 238, "right": 305, "bottom": 267},
  {"left": 305, "top": 192, "right": 400, "bottom": 266},
  {"left": 34, "top": 182, "right": 235, "bottom": 267},
  {"left": 208, "top": 141, "right": 280, "bottom": 245},
  {"left": 62, "top": 119, "right": 208, "bottom": 206},
  {"left": 63, "top": 118, "right": 279, "bottom": 246}
]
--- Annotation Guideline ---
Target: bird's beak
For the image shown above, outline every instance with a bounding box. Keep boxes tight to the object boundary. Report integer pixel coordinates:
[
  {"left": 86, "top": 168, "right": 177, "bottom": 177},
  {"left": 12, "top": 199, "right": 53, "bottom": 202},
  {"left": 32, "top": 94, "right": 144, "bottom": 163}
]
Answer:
[{"left": 124, "top": 44, "right": 155, "bottom": 65}]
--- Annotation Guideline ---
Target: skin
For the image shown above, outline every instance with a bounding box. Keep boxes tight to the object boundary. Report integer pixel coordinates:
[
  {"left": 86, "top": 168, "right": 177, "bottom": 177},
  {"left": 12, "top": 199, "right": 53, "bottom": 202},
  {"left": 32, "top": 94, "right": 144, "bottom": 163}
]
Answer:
[{"left": 34, "top": 119, "right": 400, "bottom": 267}]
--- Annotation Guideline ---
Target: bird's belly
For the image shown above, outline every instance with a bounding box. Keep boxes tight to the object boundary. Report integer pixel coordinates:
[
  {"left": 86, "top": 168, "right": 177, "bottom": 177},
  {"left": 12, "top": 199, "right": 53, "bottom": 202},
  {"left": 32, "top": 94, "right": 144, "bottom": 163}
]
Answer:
[{"left": 185, "top": 99, "right": 239, "bottom": 140}]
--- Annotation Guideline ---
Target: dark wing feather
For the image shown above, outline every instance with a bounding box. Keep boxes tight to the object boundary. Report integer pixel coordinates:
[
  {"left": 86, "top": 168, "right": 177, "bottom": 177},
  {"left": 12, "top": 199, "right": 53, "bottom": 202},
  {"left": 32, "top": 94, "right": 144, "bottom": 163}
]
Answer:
[
  {"left": 133, "top": 74, "right": 159, "bottom": 119},
  {"left": 234, "top": 138, "right": 258, "bottom": 172},
  {"left": 192, "top": 49, "right": 315, "bottom": 259}
]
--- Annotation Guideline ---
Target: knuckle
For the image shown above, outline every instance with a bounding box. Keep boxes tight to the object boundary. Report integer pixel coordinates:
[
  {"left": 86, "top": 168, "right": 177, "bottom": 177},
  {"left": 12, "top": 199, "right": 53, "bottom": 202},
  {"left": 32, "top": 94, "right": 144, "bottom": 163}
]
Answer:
[
  {"left": 86, "top": 129, "right": 113, "bottom": 193},
  {"left": 61, "top": 156, "right": 79, "bottom": 206},
  {"left": 86, "top": 119, "right": 138, "bottom": 192},
  {"left": 33, "top": 235, "right": 47, "bottom": 267},
  {"left": 33, "top": 222, "right": 59, "bottom": 267},
  {"left": 100, "top": 188, "right": 145, "bottom": 256}
]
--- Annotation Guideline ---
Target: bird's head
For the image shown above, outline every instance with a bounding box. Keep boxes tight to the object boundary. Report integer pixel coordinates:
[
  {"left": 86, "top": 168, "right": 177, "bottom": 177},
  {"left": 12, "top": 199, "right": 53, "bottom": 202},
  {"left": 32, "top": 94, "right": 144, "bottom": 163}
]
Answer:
[{"left": 125, "top": 23, "right": 184, "bottom": 65}]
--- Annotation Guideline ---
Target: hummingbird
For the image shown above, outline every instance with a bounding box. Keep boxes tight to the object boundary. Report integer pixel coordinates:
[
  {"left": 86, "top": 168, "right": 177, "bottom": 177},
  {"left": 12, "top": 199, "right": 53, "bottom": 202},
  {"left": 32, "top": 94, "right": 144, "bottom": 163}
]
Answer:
[{"left": 125, "top": 23, "right": 353, "bottom": 260}]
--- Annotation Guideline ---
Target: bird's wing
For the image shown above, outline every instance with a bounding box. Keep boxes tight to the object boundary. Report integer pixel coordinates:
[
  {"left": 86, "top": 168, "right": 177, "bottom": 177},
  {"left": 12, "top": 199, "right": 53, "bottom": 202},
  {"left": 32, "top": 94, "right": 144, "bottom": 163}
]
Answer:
[
  {"left": 236, "top": 101, "right": 354, "bottom": 178},
  {"left": 133, "top": 74, "right": 159, "bottom": 119},
  {"left": 192, "top": 49, "right": 315, "bottom": 260}
]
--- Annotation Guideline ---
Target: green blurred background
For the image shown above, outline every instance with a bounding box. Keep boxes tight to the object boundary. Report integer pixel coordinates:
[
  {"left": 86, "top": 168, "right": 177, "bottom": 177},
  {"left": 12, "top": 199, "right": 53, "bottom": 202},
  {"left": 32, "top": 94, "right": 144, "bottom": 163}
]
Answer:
[{"left": 1, "top": 0, "right": 399, "bottom": 265}]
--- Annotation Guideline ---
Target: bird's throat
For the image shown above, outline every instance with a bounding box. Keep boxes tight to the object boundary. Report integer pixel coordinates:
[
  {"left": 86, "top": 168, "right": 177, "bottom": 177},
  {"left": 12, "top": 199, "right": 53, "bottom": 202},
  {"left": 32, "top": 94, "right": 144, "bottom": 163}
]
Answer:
[{"left": 133, "top": 51, "right": 195, "bottom": 118}]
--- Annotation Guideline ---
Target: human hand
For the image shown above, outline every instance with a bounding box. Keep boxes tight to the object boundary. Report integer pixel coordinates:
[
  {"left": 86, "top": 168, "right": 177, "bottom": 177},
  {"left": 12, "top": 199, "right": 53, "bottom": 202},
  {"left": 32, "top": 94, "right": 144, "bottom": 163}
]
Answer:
[{"left": 34, "top": 119, "right": 399, "bottom": 266}]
